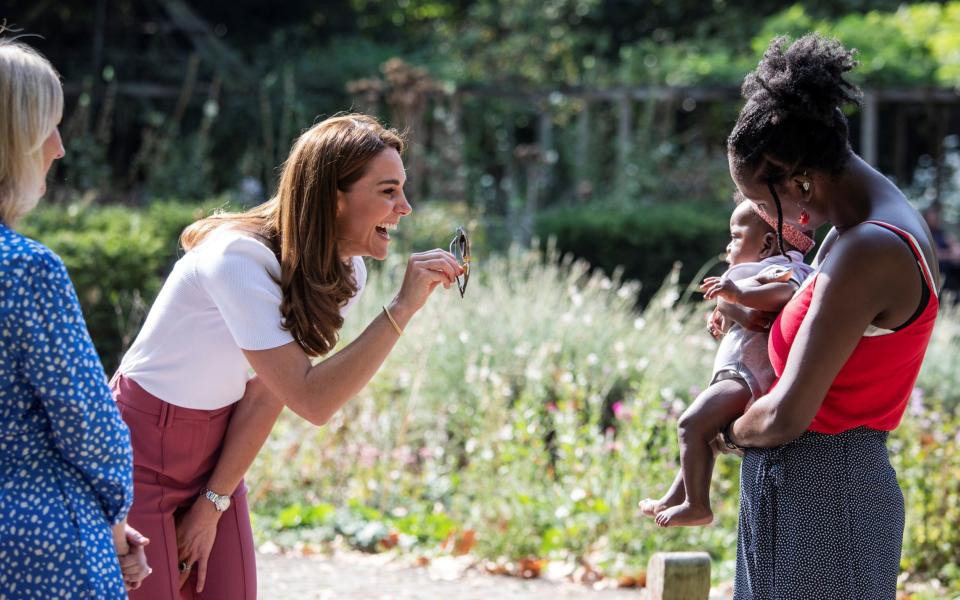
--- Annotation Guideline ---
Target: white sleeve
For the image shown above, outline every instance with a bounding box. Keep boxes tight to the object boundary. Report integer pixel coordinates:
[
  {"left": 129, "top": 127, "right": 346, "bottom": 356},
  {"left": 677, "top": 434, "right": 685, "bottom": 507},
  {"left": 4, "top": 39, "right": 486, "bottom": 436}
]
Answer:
[{"left": 195, "top": 235, "right": 295, "bottom": 350}]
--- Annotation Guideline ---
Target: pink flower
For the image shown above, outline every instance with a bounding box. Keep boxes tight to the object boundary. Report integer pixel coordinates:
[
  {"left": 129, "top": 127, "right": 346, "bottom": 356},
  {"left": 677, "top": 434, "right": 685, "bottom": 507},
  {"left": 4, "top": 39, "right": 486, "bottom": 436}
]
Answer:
[
  {"left": 612, "top": 401, "right": 631, "bottom": 420},
  {"left": 358, "top": 445, "right": 379, "bottom": 468}
]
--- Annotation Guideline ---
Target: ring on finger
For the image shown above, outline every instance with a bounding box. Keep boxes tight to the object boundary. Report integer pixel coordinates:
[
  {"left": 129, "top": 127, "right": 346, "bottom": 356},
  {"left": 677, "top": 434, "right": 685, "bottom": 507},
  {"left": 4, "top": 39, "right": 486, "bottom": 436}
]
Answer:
[{"left": 178, "top": 560, "right": 191, "bottom": 573}]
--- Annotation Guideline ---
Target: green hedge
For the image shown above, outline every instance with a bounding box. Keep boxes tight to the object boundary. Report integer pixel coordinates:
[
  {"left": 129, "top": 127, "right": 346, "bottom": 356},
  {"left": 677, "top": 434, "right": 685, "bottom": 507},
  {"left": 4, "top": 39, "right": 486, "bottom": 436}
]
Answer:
[
  {"left": 18, "top": 201, "right": 214, "bottom": 372},
  {"left": 536, "top": 202, "right": 731, "bottom": 303}
]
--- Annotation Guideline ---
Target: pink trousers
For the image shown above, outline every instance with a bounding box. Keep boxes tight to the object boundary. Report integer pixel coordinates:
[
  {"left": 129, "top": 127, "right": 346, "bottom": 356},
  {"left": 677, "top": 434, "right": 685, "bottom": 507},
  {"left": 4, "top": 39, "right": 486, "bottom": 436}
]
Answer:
[{"left": 111, "top": 373, "right": 257, "bottom": 599}]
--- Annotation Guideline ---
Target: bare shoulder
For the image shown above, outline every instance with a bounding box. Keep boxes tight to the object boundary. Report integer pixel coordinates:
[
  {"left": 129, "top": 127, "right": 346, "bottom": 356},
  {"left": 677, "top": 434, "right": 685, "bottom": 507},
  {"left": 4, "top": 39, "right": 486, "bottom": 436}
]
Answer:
[
  {"left": 823, "top": 222, "right": 916, "bottom": 276},
  {"left": 816, "top": 222, "right": 924, "bottom": 327}
]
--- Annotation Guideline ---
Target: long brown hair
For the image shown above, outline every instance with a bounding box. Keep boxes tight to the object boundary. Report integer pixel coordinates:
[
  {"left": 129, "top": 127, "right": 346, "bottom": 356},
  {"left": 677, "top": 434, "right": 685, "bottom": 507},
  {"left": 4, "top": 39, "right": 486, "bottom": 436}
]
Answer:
[{"left": 181, "top": 114, "right": 404, "bottom": 356}]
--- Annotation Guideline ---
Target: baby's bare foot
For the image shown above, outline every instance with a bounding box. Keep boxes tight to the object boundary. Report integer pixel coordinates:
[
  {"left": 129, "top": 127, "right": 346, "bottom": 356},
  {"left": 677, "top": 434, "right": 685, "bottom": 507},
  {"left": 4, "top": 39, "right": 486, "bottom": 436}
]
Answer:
[
  {"left": 654, "top": 502, "right": 713, "bottom": 528},
  {"left": 639, "top": 497, "right": 680, "bottom": 516},
  {"left": 638, "top": 498, "right": 666, "bottom": 516},
  {"left": 639, "top": 483, "right": 686, "bottom": 517}
]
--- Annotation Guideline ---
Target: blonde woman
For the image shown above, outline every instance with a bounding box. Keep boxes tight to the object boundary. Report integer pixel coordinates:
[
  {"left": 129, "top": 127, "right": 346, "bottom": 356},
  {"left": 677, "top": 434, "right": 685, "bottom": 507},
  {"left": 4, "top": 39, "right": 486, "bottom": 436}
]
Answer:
[
  {"left": 0, "top": 39, "right": 150, "bottom": 596},
  {"left": 113, "top": 114, "right": 463, "bottom": 598}
]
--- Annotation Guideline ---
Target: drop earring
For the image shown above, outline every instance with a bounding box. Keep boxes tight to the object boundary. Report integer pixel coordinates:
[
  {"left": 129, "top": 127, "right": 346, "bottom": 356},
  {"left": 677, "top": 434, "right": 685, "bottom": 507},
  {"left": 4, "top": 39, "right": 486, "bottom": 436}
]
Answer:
[{"left": 799, "top": 174, "right": 811, "bottom": 226}]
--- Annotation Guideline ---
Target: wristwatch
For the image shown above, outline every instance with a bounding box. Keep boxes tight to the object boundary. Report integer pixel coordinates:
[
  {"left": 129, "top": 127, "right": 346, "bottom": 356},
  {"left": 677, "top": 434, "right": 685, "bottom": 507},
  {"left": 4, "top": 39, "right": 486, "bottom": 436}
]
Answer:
[{"left": 203, "top": 488, "right": 231, "bottom": 512}]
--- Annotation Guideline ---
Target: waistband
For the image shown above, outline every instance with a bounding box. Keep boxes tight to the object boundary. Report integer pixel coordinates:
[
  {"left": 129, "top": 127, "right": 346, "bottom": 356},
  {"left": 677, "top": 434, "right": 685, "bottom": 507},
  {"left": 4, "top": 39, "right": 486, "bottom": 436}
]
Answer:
[
  {"left": 787, "top": 426, "right": 889, "bottom": 449},
  {"left": 111, "top": 372, "right": 234, "bottom": 423}
]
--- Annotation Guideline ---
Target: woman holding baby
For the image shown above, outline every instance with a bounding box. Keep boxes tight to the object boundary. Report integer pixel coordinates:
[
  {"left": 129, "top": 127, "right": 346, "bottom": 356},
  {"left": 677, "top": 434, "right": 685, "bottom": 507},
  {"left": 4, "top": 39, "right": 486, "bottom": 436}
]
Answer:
[{"left": 721, "top": 34, "right": 940, "bottom": 599}]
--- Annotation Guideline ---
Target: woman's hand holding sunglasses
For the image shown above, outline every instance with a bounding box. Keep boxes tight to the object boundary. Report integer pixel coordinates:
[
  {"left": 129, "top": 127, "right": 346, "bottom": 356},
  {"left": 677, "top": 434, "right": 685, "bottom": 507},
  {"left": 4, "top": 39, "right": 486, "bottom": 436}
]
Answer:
[{"left": 393, "top": 249, "right": 464, "bottom": 315}]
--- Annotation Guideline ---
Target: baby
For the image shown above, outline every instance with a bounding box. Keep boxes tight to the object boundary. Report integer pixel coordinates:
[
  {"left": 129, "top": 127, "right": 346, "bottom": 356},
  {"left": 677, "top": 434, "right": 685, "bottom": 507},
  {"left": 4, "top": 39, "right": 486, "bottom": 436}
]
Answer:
[{"left": 639, "top": 197, "right": 815, "bottom": 527}]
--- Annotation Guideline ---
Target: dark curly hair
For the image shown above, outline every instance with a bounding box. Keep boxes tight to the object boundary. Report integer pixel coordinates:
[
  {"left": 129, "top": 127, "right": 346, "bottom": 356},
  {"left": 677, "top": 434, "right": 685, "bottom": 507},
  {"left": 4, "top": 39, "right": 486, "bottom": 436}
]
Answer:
[{"left": 728, "top": 33, "right": 862, "bottom": 184}]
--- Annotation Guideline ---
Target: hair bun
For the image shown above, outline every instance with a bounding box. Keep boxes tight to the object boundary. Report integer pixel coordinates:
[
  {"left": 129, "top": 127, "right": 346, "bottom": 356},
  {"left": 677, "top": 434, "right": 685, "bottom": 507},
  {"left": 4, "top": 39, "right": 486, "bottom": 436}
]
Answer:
[{"left": 742, "top": 33, "right": 861, "bottom": 127}]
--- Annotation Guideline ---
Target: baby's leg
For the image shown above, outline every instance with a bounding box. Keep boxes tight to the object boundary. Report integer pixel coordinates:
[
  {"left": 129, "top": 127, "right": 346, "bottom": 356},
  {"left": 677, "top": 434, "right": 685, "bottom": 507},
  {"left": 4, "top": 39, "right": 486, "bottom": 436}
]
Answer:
[
  {"left": 639, "top": 469, "right": 685, "bottom": 516},
  {"left": 640, "top": 425, "right": 728, "bottom": 515},
  {"left": 656, "top": 378, "right": 751, "bottom": 527}
]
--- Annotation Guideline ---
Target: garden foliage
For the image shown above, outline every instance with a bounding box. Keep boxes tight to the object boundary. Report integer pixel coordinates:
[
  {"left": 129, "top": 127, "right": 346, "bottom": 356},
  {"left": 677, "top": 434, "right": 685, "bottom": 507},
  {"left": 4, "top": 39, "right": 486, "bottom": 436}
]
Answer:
[{"left": 247, "top": 243, "right": 960, "bottom": 589}]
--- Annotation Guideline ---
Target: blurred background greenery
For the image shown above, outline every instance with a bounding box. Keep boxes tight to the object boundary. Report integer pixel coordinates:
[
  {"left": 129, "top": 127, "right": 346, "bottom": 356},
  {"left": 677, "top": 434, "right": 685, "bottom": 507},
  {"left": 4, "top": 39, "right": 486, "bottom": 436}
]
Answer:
[{"left": 8, "top": 0, "right": 960, "bottom": 593}]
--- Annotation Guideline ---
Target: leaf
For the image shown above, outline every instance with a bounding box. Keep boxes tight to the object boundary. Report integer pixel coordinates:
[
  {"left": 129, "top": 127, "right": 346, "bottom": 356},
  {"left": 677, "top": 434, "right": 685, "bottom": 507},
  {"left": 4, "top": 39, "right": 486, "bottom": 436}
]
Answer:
[{"left": 453, "top": 529, "right": 477, "bottom": 555}]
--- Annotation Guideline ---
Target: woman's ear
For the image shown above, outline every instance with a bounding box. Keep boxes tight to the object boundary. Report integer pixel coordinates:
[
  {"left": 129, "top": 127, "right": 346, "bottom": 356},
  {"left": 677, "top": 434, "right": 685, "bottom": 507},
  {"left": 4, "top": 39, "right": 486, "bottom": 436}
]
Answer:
[
  {"left": 792, "top": 171, "right": 813, "bottom": 200},
  {"left": 758, "top": 232, "right": 777, "bottom": 259},
  {"left": 336, "top": 190, "right": 345, "bottom": 217}
]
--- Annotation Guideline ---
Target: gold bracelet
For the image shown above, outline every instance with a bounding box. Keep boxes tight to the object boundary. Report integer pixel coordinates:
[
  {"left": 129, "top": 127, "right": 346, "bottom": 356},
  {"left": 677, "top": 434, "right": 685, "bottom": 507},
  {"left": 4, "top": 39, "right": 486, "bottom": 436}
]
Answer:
[{"left": 382, "top": 305, "right": 403, "bottom": 336}]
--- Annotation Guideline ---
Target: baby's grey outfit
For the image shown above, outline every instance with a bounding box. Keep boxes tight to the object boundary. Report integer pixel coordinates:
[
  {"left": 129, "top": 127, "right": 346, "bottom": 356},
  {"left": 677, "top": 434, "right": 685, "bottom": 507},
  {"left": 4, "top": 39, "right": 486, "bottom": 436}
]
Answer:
[{"left": 712, "top": 251, "right": 815, "bottom": 400}]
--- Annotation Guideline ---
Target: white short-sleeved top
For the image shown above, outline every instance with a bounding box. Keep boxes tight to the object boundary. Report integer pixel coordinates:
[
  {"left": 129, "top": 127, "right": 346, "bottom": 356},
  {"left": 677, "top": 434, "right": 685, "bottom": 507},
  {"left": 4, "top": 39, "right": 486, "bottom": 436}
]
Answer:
[{"left": 119, "top": 228, "right": 366, "bottom": 409}]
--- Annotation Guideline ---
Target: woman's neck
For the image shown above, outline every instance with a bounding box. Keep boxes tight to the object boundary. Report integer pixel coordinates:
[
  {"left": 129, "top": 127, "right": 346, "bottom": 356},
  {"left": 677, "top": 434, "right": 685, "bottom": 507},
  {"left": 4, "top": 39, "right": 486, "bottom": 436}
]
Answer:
[{"left": 825, "top": 154, "right": 882, "bottom": 233}]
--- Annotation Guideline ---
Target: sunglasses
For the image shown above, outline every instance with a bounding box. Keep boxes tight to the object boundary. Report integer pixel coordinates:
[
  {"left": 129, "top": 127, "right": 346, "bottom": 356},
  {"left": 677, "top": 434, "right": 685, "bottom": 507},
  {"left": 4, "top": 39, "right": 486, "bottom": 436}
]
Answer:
[{"left": 449, "top": 226, "right": 471, "bottom": 298}]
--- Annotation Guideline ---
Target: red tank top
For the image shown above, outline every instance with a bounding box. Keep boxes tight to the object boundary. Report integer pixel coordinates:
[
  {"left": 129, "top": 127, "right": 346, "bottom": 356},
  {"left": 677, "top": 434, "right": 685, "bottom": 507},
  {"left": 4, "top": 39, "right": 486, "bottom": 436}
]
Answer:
[{"left": 768, "top": 221, "right": 939, "bottom": 434}]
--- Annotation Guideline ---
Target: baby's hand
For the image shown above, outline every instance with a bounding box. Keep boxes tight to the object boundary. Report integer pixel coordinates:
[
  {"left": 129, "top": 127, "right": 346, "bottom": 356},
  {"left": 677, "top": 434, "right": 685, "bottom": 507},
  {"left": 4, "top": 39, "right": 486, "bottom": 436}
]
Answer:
[
  {"left": 707, "top": 307, "right": 725, "bottom": 340},
  {"left": 700, "top": 276, "right": 741, "bottom": 303}
]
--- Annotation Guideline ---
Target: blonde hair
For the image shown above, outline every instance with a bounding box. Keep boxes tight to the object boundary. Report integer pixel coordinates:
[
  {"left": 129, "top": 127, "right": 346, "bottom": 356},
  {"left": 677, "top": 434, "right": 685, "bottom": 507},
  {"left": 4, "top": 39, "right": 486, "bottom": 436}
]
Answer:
[
  {"left": 0, "top": 39, "right": 63, "bottom": 225},
  {"left": 181, "top": 114, "right": 405, "bottom": 356}
]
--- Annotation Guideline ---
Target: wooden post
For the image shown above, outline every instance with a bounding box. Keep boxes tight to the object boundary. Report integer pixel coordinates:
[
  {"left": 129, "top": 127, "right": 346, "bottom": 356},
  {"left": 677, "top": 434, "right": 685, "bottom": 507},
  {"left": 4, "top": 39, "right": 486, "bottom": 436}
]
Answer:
[
  {"left": 576, "top": 99, "right": 591, "bottom": 190},
  {"left": 894, "top": 104, "right": 908, "bottom": 183},
  {"left": 436, "top": 92, "right": 466, "bottom": 202},
  {"left": 860, "top": 90, "right": 879, "bottom": 167},
  {"left": 92, "top": 0, "right": 107, "bottom": 80},
  {"left": 934, "top": 105, "right": 950, "bottom": 200},
  {"left": 536, "top": 109, "right": 553, "bottom": 205},
  {"left": 616, "top": 92, "right": 633, "bottom": 188},
  {"left": 645, "top": 552, "right": 711, "bottom": 600},
  {"left": 503, "top": 117, "right": 521, "bottom": 243}
]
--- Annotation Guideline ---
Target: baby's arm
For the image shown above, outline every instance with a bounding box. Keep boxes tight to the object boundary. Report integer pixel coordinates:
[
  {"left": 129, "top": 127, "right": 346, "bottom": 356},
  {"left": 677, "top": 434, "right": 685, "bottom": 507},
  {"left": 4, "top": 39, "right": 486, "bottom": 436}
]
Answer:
[{"left": 701, "top": 267, "right": 797, "bottom": 312}]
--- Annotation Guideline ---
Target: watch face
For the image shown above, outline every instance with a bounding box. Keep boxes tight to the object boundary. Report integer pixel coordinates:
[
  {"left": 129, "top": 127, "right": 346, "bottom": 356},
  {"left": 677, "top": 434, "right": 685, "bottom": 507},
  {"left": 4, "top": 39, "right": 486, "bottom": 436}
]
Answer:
[{"left": 206, "top": 490, "right": 230, "bottom": 512}]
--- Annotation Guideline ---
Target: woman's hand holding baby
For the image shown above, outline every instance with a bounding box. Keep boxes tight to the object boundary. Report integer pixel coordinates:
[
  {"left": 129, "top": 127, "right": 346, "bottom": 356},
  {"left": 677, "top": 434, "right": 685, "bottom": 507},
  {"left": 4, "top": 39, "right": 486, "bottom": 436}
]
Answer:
[
  {"left": 754, "top": 265, "right": 794, "bottom": 285},
  {"left": 707, "top": 308, "right": 726, "bottom": 340},
  {"left": 714, "top": 299, "right": 778, "bottom": 333}
]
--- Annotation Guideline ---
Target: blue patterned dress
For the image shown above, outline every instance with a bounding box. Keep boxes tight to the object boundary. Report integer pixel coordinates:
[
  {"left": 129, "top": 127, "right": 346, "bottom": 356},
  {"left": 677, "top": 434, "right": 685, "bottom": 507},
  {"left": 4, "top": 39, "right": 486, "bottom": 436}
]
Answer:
[{"left": 0, "top": 221, "right": 134, "bottom": 598}]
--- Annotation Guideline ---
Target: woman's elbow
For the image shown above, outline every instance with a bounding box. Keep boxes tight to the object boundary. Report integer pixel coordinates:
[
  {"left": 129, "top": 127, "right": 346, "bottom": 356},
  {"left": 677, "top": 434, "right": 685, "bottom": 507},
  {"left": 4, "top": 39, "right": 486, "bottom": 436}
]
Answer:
[
  {"left": 306, "top": 410, "right": 331, "bottom": 427},
  {"left": 765, "top": 409, "right": 809, "bottom": 446},
  {"left": 285, "top": 397, "right": 331, "bottom": 426}
]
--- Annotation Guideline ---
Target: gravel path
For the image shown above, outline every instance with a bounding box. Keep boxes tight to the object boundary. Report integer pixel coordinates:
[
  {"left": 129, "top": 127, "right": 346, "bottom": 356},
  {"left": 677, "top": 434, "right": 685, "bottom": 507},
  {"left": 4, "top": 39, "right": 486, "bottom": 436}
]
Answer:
[{"left": 256, "top": 552, "right": 735, "bottom": 600}]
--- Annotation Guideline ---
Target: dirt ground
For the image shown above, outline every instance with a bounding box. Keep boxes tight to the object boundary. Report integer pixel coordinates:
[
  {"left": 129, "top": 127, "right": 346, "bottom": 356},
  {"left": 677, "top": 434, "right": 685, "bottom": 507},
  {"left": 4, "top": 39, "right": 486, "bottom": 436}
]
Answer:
[{"left": 256, "top": 551, "right": 735, "bottom": 600}]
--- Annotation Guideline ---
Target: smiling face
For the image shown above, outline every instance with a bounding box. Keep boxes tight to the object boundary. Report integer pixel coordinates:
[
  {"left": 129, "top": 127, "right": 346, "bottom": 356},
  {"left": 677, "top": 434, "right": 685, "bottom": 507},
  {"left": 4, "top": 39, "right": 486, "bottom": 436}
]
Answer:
[
  {"left": 726, "top": 201, "right": 774, "bottom": 265},
  {"left": 335, "top": 147, "right": 412, "bottom": 260}
]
